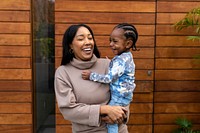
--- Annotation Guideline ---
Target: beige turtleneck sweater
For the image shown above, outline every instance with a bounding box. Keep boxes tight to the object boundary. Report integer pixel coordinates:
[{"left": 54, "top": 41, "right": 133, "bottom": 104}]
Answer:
[{"left": 54, "top": 55, "right": 129, "bottom": 133}]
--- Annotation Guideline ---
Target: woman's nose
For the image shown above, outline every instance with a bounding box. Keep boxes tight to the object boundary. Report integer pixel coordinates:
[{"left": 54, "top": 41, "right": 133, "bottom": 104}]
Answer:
[{"left": 84, "top": 38, "right": 90, "bottom": 44}]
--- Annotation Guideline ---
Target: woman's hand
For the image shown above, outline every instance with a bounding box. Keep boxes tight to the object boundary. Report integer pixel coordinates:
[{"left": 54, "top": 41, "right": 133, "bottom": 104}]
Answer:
[{"left": 100, "top": 105, "right": 127, "bottom": 124}]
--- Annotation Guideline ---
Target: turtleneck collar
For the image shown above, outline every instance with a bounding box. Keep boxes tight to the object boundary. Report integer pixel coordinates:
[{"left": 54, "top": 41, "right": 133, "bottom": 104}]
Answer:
[{"left": 70, "top": 55, "right": 97, "bottom": 70}]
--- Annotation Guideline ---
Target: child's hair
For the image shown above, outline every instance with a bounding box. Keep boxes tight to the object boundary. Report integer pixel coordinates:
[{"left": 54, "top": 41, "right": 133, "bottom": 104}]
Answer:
[{"left": 114, "top": 23, "right": 138, "bottom": 51}]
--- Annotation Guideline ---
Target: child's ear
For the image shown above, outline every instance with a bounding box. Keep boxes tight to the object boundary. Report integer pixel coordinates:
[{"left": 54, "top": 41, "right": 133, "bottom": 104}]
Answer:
[{"left": 126, "top": 39, "right": 133, "bottom": 49}]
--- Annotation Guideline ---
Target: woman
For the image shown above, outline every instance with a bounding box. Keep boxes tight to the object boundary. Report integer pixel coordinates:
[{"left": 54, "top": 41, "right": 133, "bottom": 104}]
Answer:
[{"left": 54, "top": 24, "right": 129, "bottom": 133}]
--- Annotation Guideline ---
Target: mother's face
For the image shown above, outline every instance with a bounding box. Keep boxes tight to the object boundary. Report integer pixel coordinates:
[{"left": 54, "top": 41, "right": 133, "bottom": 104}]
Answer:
[{"left": 70, "top": 26, "right": 94, "bottom": 61}]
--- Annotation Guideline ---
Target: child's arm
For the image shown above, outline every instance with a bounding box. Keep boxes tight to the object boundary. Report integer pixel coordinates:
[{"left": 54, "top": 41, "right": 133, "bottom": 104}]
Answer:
[{"left": 90, "top": 57, "right": 126, "bottom": 83}]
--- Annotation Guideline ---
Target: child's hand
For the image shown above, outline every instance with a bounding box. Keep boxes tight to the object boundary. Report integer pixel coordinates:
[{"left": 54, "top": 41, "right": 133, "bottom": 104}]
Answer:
[{"left": 82, "top": 70, "right": 91, "bottom": 80}]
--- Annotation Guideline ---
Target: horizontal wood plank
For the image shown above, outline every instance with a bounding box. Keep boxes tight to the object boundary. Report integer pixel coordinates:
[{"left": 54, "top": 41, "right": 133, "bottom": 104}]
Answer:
[
  {"left": 157, "top": 13, "right": 185, "bottom": 24},
  {"left": 132, "top": 93, "right": 153, "bottom": 103},
  {"left": 0, "top": 114, "right": 32, "bottom": 124},
  {"left": 0, "top": 81, "right": 31, "bottom": 91},
  {"left": 0, "top": 34, "right": 30, "bottom": 46},
  {"left": 0, "top": 0, "right": 30, "bottom": 10},
  {"left": 154, "top": 114, "right": 200, "bottom": 124},
  {"left": 55, "top": 1, "right": 155, "bottom": 12},
  {"left": 130, "top": 103, "right": 153, "bottom": 113},
  {"left": 156, "top": 48, "right": 200, "bottom": 58},
  {"left": 155, "top": 70, "right": 200, "bottom": 80},
  {"left": 154, "top": 92, "right": 200, "bottom": 102},
  {"left": 156, "top": 59, "right": 200, "bottom": 69},
  {"left": 156, "top": 25, "right": 196, "bottom": 35},
  {"left": 56, "top": 125, "right": 72, "bottom": 133},
  {"left": 154, "top": 124, "right": 200, "bottom": 133},
  {"left": 0, "top": 69, "right": 31, "bottom": 80},
  {"left": 0, "top": 46, "right": 31, "bottom": 57},
  {"left": 154, "top": 103, "right": 200, "bottom": 113},
  {"left": 0, "top": 58, "right": 30, "bottom": 69},
  {"left": 0, "top": 125, "right": 32, "bottom": 133},
  {"left": 0, "top": 103, "right": 31, "bottom": 113},
  {"left": 55, "top": 12, "right": 155, "bottom": 24},
  {"left": 128, "top": 125, "right": 152, "bottom": 133},
  {"left": 157, "top": 2, "right": 200, "bottom": 13},
  {"left": 155, "top": 81, "right": 200, "bottom": 91},
  {"left": 0, "top": 11, "right": 30, "bottom": 22},
  {"left": 0, "top": 23, "right": 30, "bottom": 34},
  {"left": 156, "top": 36, "right": 200, "bottom": 46},
  {"left": 0, "top": 92, "right": 32, "bottom": 102}
]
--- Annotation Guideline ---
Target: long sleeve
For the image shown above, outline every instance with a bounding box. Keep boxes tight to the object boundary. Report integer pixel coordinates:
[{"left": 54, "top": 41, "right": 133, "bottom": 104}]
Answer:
[
  {"left": 54, "top": 68, "right": 101, "bottom": 127},
  {"left": 90, "top": 57, "right": 126, "bottom": 84}
]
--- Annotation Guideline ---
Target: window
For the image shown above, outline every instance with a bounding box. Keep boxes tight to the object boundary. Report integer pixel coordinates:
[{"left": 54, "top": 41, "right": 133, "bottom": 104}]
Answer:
[{"left": 32, "top": 0, "right": 55, "bottom": 132}]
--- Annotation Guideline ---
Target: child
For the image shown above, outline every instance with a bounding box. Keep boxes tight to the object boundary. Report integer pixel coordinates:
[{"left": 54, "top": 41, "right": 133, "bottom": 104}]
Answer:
[{"left": 82, "top": 23, "right": 138, "bottom": 133}]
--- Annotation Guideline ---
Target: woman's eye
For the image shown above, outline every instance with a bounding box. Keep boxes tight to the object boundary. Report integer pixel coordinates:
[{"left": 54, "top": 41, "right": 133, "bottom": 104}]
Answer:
[
  {"left": 77, "top": 38, "right": 83, "bottom": 41},
  {"left": 88, "top": 37, "right": 93, "bottom": 40}
]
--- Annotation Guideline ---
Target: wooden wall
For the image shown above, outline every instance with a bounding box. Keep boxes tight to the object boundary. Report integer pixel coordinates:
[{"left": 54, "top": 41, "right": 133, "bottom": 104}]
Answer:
[
  {"left": 55, "top": 0, "right": 200, "bottom": 133},
  {"left": 0, "top": 0, "right": 32, "bottom": 133},
  {"left": 154, "top": 1, "right": 200, "bottom": 133},
  {"left": 55, "top": 0, "right": 155, "bottom": 133},
  {"left": 0, "top": 0, "right": 199, "bottom": 133}
]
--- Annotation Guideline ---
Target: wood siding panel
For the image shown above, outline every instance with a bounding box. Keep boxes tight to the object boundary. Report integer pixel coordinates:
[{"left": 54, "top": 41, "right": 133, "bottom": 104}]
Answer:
[
  {"left": 0, "top": 46, "right": 31, "bottom": 57},
  {"left": 0, "top": 114, "right": 32, "bottom": 124},
  {"left": 0, "top": 92, "right": 32, "bottom": 102},
  {"left": 0, "top": 35, "right": 30, "bottom": 46},
  {"left": 55, "top": 1, "right": 155, "bottom": 12},
  {"left": 0, "top": 23, "right": 30, "bottom": 34},
  {"left": 156, "top": 59, "right": 200, "bottom": 69},
  {"left": 55, "top": 0, "right": 155, "bottom": 132},
  {"left": 155, "top": 81, "right": 200, "bottom": 91},
  {"left": 0, "top": 58, "right": 30, "bottom": 69},
  {"left": 55, "top": 0, "right": 200, "bottom": 133},
  {"left": 0, "top": 11, "right": 30, "bottom": 22},
  {"left": 157, "top": 2, "right": 200, "bottom": 13},
  {"left": 155, "top": 70, "right": 200, "bottom": 80},
  {"left": 0, "top": 0, "right": 30, "bottom": 10},
  {"left": 0, "top": 125, "right": 32, "bottom": 133},
  {"left": 0, "top": 0, "right": 32, "bottom": 132},
  {"left": 0, "top": 81, "right": 31, "bottom": 91},
  {"left": 155, "top": 1, "right": 200, "bottom": 132},
  {"left": 0, "top": 69, "right": 31, "bottom": 80},
  {"left": 55, "top": 12, "right": 155, "bottom": 24},
  {"left": 154, "top": 103, "right": 200, "bottom": 113},
  {"left": 0, "top": 103, "right": 31, "bottom": 113},
  {"left": 157, "top": 36, "right": 200, "bottom": 46}
]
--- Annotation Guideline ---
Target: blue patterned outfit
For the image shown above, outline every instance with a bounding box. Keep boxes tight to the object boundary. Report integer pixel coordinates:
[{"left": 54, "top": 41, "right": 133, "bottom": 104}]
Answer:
[{"left": 90, "top": 51, "right": 136, "bottom": 133}]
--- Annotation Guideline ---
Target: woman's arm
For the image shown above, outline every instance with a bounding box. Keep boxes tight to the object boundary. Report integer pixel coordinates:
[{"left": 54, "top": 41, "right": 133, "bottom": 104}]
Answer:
[{"left": 54, "top": 69, "right": 101, "bottom": 127}]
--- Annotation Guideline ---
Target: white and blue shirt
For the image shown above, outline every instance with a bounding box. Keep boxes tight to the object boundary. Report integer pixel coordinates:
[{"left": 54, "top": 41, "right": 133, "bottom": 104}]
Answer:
[{"left": 90, "top": 52, "right": 136, "bottom": 106}]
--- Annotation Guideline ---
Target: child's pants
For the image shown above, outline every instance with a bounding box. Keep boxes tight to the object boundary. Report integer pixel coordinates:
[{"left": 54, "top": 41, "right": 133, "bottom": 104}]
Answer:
[{"left": 107, "top": 123, "right": 118, "bottom": 133}]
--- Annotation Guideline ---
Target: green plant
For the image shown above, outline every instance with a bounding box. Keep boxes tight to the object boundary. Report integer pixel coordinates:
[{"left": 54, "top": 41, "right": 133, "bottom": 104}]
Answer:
[
  {"left": 173, "top": 117, "right": 200, "bottom": 133},
  {"left": 35, "top": 37, "right": 54, "bottom": 62},
  {"left": 174, "top": 6, "right": 200, "bottom": 41}
]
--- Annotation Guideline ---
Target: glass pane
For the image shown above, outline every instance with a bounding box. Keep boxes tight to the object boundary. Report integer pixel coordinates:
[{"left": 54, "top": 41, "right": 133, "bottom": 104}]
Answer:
[{"left": 32, "top": 0, "right": 55, "bottom": 132}]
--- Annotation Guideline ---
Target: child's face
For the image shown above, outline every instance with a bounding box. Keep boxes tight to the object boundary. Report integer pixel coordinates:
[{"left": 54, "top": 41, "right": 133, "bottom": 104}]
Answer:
[{"left": 109, "top": 28, "right": 129, "bottom": 55}]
